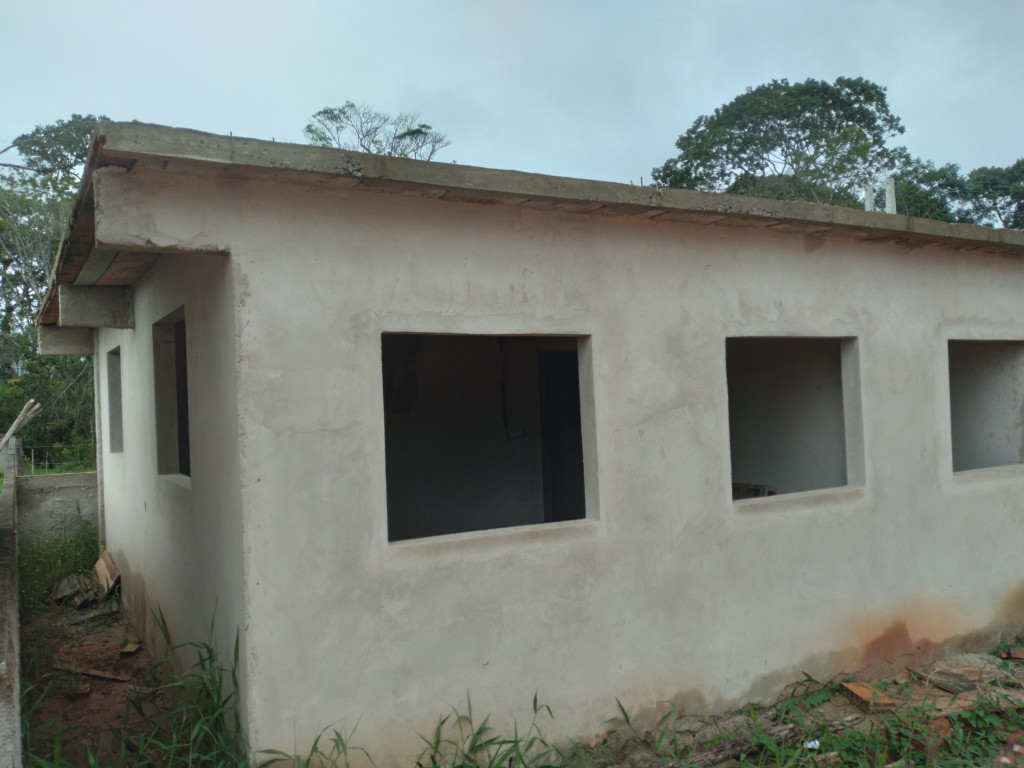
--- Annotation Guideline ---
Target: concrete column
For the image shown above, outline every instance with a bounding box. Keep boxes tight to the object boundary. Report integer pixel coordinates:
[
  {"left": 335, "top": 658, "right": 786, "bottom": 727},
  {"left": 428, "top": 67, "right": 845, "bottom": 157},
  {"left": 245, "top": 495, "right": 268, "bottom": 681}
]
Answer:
[{"left": 885, "top": 177, "right": 897, "bottom": 215}]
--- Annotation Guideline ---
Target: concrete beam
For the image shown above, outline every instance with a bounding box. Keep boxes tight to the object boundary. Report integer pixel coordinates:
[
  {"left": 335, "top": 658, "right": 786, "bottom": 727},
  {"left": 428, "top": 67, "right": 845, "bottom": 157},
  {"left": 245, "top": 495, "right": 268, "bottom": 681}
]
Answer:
[
  {"left": 58, "top": 286, "right": 134, "bottom": 329},
  {"left": 37, "top": 326, "right": 95, "bottom": 356},
  {"left": 93, "top": 168, "right": 229, "bottom": 254},
  {"left": 74, "top": 249, "right": 118, "bottom": 286}
]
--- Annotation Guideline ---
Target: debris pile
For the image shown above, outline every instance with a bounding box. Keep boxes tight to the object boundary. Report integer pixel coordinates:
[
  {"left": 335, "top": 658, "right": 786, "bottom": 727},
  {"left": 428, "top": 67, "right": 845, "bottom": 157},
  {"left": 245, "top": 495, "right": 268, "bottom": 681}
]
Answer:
[
  {"left": 650, "top": 652, "right": 1024, "bottom": 767},
  {"left": 40, "top": 550, "right": 145, "bottom": 699}
]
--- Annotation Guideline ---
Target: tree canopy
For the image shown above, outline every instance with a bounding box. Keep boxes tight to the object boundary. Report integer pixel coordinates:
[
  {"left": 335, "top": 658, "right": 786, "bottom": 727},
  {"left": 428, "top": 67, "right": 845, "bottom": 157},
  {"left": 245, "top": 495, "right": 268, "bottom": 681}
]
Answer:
[
  {"left": 653, "top": 77, "right": 905, "bottom": 206},
  {"left": 886, "top": 154, "right": 975, "bottom": 223},
  {"left": 653, "top": 76, "right": 1023, "bottom": 229},
  {"left": 966, "top": 159, "right": 1024, "bottom": 229},
  {"left": 304, "top": 101, "right": 450, "bottom": 160},
  {"left": 0, "top": 115, "right": 102, "bottom": 450}
]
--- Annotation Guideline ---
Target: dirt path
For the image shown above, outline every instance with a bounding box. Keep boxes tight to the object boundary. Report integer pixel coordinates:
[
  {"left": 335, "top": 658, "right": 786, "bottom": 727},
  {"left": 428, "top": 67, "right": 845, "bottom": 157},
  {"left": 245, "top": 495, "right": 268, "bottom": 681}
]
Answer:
[{"left": 21, "top": 599, "right": 157, "bottom": 764}]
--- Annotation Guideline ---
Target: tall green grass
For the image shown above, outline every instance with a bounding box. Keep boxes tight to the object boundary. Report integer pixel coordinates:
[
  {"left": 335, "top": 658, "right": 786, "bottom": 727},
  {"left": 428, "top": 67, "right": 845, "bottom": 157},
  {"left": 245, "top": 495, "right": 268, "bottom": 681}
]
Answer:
[
  {"left": 18, "top": 517, "right": 98, "bottom": 616},
  {"left": 110, "top": 610, "right": 249, "bottom": 767}
]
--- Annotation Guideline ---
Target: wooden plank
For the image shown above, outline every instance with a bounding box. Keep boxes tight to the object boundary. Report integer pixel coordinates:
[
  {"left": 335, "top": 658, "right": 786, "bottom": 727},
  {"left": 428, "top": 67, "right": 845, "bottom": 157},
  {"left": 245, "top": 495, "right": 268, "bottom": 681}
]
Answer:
[
  {"left": 53, "top": 662, "right": 131, "bottom": 682},
  {"left": 94, "top": 550, "right": 121, "bottom": 596},
  {"left": 68, "top": 601, "right": 119, "bottom": 625},
  {"left": 998, "top": 647, "right": 1024, "bottom": 661},
  {"left": 908, "top": 667, "right": 976, "bottom": 694},
  {"left": 96, "top": 252, "right": 159, "bottom": 286},
  {"left": 841, "top": 681, "right": 898, "bottom": 712},
  {"left": 120, "top": 642, "right": 142, "bottom": 657},
  {"left": 50, "top": 573, "right": 94, "bottom": 604}
]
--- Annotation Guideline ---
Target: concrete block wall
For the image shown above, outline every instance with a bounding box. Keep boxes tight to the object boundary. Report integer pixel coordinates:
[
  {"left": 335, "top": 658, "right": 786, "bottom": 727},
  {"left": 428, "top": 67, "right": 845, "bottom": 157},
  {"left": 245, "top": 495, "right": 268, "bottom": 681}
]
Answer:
[
  {"left": 0, "top": 439, "right": 22, "bottom": 767},
  {"left": 16, "top": 472, "right": 98, "bottom": 542}
]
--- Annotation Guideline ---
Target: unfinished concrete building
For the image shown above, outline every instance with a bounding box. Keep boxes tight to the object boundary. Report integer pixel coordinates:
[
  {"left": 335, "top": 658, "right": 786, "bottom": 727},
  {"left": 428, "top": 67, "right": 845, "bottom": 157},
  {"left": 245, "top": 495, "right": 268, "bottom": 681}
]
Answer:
[{"left": 37, "top": 122, "right": 1024, "bottom": 763}]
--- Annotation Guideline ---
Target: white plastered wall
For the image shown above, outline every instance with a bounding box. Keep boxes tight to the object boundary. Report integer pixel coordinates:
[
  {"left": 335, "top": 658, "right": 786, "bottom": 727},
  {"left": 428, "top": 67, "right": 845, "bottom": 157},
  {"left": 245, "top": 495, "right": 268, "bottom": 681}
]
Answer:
[
  {"left": 92, "top": 168, "right": 1024, "bottom": 765},
  {"left": 95, "top": 249, "right": 246, "bottom": 709}
]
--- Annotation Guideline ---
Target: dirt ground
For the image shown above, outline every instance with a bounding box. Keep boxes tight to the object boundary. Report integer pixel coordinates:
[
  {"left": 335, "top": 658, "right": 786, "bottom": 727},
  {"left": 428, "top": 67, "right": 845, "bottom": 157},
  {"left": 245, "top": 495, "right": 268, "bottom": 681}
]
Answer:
[
  {"left": 20, "top": 592, "right": 1024, "bottom": 767},
  {"left": 21, "top": 597, "right": 158, "bottom": 765}
]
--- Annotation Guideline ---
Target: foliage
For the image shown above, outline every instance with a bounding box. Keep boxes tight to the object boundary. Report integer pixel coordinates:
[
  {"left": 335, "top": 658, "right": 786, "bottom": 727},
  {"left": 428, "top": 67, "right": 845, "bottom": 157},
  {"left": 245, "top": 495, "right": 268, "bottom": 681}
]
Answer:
[
  {"left": 24, "top": 652, "right": 1024, "bottom": 767},
  {"left": 17, "top": 516, "right": 98, "bottom": 616},
  {"left": 305, "top": 101, "right": 450, "bottom": 160},
  {"left": 966, "top": 158, "right": 1024, "bottom": 229},
  {"left": 0, "top": 185, "right": 68, "bottom": 334},
  {"left": 0, "top": 116, "right": 101, "bottom": 447},
  {"left": 21, "top": 607, "right": 249, "bottom": 766},
  {"left": 886, "top": 154, "right": 976, "bottom": 223},
  {"left": 1, "top": 115, "right": 99, "bottom": 199},
  {"left": 111, "top": 610, "right": 250, "bottom": 767},
  {"left": 1, "top": 327, "right": 93, "bottom": 449},
  {"left": 411, "top": 694, "right": 560, "bottom": 768},
  {"left": 653, "top": 77, "right": 905, "bottom": 206},
  {"left": 260, "top": 723, "right": 374, "bottom": 768}
]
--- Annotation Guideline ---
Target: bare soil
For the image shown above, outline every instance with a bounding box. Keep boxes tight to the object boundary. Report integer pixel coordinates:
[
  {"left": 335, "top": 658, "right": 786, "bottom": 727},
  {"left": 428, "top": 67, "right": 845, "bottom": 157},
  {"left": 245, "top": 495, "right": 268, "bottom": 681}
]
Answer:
[
  {"left": 20, "top": 594, "right": 1024, "bottom": 767},
  {"left": 21, "top": 598, "right": 158, "bottom": 765}
]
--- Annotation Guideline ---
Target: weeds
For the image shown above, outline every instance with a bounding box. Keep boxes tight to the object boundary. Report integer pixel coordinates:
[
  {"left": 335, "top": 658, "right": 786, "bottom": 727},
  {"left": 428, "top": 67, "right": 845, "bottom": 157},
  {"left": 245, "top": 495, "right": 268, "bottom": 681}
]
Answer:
[
  {"left": 412, "top": 694, "right": 561, "bottom": 768},
  {"left": 21, "top": 606, "right": 250, "bottom": 767},
  {"left": 261, "top": 722, "right": 375, "bottom": 768},
  {"left": 111, "top": 608, "right": 249, "bottom": 767},
  {"left": 18, "top": 517, "right": 98, "bottom": 615},
  {"left": 20, "top": 596, "right": 1024, "bottom": 768}
]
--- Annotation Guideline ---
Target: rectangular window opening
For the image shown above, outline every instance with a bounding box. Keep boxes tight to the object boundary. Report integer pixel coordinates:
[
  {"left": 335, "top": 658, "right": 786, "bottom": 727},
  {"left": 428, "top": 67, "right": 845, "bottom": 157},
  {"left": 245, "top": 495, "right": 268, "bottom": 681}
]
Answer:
[
  {"left": 948, "top": 340, "right": 1024, "bottom": 472},
  {"left": 726, "top": 337, "right": 861, "bottom": 499},
  {"left": 382, "top": 333, "right": 588, "bottom": 541},
  {"left": 153, "top": 307, "right": 191, "bottom": 477},
  {"left": 107, "top": 347, "right": 123, "bottom": 453}
]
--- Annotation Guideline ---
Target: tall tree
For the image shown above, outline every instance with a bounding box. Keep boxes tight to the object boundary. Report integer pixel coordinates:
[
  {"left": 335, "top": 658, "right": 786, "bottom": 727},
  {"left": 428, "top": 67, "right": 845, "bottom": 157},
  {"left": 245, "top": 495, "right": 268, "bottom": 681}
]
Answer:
[
  {"left": 0, "top": 115, "right": 102, "bottom": 449},
  {"left": 653, "top": 77, "right": 905, "bottom": 207},
  {"left": 886, "top": 154, "right": 976, "bottom": 223},
  {"left": 305, "top": 101, "right": 450, "bottom": 160},
  {"left": 965, "top": 159, "right": 1024, "bottom": 229},
  {"left": 0, "top": 114, "right": 97, "bottom": 199},
  {"left": 0, "top": 115, "right": 100, "bottom": 333}
]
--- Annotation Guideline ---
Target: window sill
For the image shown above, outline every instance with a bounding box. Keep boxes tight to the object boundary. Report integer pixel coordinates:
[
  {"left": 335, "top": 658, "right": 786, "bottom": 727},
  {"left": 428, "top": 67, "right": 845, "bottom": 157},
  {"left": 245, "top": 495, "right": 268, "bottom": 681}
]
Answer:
[
  {"left": 385, "top": 518, "right": 600, "bottom": 563},
  {"left": 947, "top": 462, "right": 1024, "bottom": 492},
  {"left": 159, "top": 473, "right": 192, "bottom": 490},
  {"left": 733, "top": 484, "right": 866, "bottom": 514}
]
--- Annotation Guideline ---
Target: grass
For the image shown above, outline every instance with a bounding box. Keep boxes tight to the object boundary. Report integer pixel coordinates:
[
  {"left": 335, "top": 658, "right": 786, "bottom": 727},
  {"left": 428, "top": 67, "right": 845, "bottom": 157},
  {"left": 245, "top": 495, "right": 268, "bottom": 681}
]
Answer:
[
  {"left": 22, "top": 656, "right": 1024, "bottom": 768},
  {"left": 21, "top": 607, "right": 252, "bottom": 767},
  {"left": 109, "top": 609, "right": 249, "bottom": 767},
  {"left": 20, "top": 444, "right": 97, "bottom": 476},
  {"left": 18, "top": 526, "right": 1024, "bottom": 767},
  {"left": 17, "top": 516, "right": 98, "bottom": 616}
]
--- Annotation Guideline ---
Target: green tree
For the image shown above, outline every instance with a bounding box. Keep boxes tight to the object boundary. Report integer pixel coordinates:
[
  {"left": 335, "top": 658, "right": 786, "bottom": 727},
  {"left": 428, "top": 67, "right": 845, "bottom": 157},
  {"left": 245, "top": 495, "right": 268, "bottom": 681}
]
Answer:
[
  {"left": 653, "top": 77, "right": 905, "bottom": 207},
  {"left": 965, "top": 159, "right": 1024, "bottom": 229},
  {"left": 0, "top": 115, "right": 102, "bottom": 448},
  {"left": 887, "top": 155, "right": 976, "bottom": 223},
  {"left": 304, "top": 101, "right": 450, "bottom": 160},
  {"left": 1, "top": 114, "right": 98, "bottom": 200}
]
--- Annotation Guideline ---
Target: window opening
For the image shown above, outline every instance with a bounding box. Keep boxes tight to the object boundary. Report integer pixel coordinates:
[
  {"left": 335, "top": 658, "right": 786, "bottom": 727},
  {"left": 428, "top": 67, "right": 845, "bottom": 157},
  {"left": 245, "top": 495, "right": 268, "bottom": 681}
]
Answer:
[
  {"left": 726, "top": 337, "right": 860, "bottom": 498},
  {"left": 382, "top": 334, "right": 587, "bottom": 541},
  {"left": 153, "top": 308, "right": 191, "bottom": 477},
  {"left": 107, "top": 347, "right": 123, "bottom": 453},
  {"left": 948, "top": 340, "right": 1024, "bottom": 472}
]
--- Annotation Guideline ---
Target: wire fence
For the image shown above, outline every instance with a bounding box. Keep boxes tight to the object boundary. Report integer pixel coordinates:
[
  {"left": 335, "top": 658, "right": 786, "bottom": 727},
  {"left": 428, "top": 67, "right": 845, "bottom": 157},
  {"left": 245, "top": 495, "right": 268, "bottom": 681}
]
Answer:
[{"left": 21, "top": 444, "right": 97, "bottom": 475}]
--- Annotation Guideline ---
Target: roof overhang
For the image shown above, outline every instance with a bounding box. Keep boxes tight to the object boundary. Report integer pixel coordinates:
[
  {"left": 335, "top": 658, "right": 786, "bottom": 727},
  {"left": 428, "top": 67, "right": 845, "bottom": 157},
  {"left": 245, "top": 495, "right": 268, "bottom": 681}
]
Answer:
[{"left": 38, "top": 121, "right": 1024, "bottom": 328}]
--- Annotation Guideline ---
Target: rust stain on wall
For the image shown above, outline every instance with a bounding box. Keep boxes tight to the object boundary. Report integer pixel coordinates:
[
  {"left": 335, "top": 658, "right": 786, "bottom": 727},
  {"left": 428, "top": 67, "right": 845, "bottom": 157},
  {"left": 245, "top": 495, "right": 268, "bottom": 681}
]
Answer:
[
  {"left": 860, "top": 620, "right": 934, "bottom": 665},
  {"left": 993, "top": 580, "right": 1024, "bottom": 628}
]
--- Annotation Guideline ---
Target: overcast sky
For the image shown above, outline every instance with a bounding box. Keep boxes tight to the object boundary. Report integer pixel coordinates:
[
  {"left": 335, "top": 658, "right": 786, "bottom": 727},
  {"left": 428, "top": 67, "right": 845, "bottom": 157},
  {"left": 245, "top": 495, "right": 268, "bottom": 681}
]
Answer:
[{"left": 5, "top": 0, "right": 1022, "bottom": 184}]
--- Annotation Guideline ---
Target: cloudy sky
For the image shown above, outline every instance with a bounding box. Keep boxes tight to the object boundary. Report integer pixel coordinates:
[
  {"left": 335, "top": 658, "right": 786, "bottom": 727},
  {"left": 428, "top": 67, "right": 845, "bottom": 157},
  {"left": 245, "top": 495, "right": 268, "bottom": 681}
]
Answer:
[{"left": 5, "top": 0, "right": 1022, "bottom": 184}]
